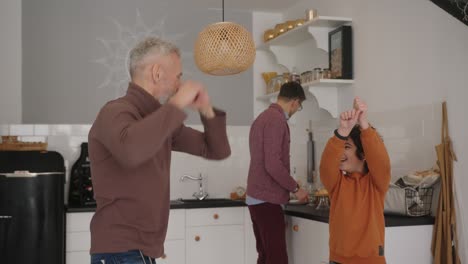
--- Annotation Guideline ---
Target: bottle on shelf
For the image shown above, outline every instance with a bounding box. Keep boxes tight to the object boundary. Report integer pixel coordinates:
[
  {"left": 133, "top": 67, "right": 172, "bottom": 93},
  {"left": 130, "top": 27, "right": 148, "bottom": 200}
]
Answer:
[{"left": 290, "top": 67, "right": 301, "bottom": 84}]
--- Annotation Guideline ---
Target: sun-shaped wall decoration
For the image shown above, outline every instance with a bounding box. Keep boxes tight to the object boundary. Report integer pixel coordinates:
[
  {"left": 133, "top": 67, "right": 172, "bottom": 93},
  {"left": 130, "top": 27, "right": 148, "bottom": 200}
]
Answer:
[{"left": 94, "top": 9, "right": 189, "bottom": 98}]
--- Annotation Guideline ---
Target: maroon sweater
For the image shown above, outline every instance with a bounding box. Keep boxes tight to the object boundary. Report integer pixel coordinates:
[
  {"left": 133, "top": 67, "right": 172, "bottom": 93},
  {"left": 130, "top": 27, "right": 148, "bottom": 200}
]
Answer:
[
  {"left": 246, "top": 103, "right": 297, "bottom": 204},
  {"left": 88, "top": 82, "right": 231, "bottom": 258}
]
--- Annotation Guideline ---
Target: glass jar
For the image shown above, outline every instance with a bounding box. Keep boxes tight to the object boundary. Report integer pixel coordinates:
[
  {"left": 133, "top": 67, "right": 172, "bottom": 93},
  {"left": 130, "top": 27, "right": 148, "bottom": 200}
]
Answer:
[
  {"left": 268, "top": 76, "right": 283, "bottom": 93},
  {"left": 301, "top": 71, "right": 312, "bottom": 84},
  {"left": 322, "top": 68, "right": 331, "bottom": 79},
  {"left": 313, "top": 68, "right": 322, "bottom": 81},
  {"left": 282, "top": 72, "right": 291, "bottom": 85},
  {"left": 315, "top": 196, "right": 330, "bottom": 210},
  {"left": 290, "top": 67, "right": 301, "bottom": 84}
]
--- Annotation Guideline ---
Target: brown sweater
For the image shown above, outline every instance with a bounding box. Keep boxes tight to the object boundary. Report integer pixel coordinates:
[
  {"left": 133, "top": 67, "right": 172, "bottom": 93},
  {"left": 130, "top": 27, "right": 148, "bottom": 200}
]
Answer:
[
  {"left": 320, "top": 128, "right": 391, "bottom": 264},
  {"left": 88, "top": 82, "right": 231, "bottom": 258}
]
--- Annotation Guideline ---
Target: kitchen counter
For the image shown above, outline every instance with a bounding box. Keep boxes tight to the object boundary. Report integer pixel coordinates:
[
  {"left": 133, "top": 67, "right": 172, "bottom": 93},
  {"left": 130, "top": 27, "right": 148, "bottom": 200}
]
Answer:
[
  {"left": 67, "top": 200, "right": 435, "bottom": 227},
  {"left": 284, "top": 204, "right": 435, "bottom": 227},
  {"left": 66, "top": 198, "right": 246, "bottom": 212}
]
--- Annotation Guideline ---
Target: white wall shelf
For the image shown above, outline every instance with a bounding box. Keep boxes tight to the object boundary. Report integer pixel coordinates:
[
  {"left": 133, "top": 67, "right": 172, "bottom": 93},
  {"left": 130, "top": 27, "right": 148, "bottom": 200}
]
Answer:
[
  {"left": 256, "top": 79, "right": 354, "bottom": 118},
  {"left": 256, "top": 91, "right": 279, "bottom": 103},
  {"left": 302, "top": 79, "right": 354, "bottom": 87},
  {"left": 253, "top": 12, "right": 353, "bottom": 120},
  {"left": 257, "top": 16, "right": 352, "bottom": 52}
]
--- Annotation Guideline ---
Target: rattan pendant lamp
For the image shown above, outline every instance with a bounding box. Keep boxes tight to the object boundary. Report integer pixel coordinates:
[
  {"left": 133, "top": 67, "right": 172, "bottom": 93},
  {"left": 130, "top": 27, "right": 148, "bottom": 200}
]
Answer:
[{"left": 194, "top": 0, "right": 256, "bottom": 76}]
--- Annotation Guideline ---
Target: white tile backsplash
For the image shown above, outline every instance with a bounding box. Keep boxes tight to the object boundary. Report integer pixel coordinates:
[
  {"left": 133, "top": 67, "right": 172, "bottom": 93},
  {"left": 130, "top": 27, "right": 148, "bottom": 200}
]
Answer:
[
  {"left": 0, "top": 125, "right": 9, "bottom": 136},
  {"left": 9, "top": 124, "right": 34, "bottom": 135},
  {"left": 1, "top": 101, "right": 442, "bottom": 202},
  {"left": 33, "top": 125, "right": 50, "bottom": 136},
  {"left": 18, "top": 136, "right": 47, "bottom": 143}
]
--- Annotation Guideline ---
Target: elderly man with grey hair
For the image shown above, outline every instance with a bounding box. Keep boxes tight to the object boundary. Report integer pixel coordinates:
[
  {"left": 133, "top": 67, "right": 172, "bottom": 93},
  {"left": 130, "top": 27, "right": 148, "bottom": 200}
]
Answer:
[{"left": 88, "top": 37, "right": 231, "bottom": 264}]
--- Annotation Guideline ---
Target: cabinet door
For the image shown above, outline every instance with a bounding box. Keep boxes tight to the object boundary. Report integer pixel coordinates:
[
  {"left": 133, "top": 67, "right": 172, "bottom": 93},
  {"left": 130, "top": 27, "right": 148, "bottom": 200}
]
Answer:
[
  {"left": 285, "top": 216, "right": 294, "bottom": 264},
  {"left": 186, "top": 207, "right": 244, "bottom": 226},
  {"left": 288, "top": 216, "right": 329, "bottom": 264},
  {"left": 385, "top": 225, "right": 433, "bottom": 264},
  {"left": 157, "top": 240, "right": 185, "bottom": 264},
  {"left": 244, "top": 207, "right": 258, "bottom": 264},
  {"left": 186, "top": 225, "right": 244, "bottom": 264}
]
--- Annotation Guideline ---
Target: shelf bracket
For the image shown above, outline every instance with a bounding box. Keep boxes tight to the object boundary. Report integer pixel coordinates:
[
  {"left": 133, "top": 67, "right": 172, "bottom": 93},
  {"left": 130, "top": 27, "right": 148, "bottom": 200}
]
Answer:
[
  {"left": 307, "top": 27, "right": 332, "bottom": 53},
  {"left": 308, "top": 86, "right": 338, "bottom": 118},
  {"left": 268, "top": 96, "right": 276, "bottom": 104}
]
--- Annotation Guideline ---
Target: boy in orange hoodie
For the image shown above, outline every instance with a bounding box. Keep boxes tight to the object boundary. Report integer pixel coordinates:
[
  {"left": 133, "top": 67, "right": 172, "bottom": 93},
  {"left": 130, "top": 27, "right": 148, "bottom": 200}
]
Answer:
[{"left": 320, "top": 97, "right": 391, "bottom": 264}]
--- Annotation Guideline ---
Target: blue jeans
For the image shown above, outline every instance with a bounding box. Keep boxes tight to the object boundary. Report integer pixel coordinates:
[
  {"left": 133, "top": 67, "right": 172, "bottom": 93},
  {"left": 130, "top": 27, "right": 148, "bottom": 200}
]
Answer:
[{"left": 91, "top": 250, "right": 157, "bottom": 264}]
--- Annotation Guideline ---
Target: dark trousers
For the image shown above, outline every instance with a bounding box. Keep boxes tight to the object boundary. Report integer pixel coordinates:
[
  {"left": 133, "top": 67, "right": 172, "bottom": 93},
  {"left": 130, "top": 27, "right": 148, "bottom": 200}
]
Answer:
[{"left": 248, "top": 203, "right": 288, "bottom": 264}]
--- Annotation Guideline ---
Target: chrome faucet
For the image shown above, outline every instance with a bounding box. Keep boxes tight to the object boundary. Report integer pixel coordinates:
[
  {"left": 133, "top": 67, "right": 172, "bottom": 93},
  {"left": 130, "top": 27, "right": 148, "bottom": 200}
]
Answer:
[{"left": 180, "top": 174, "right": 209, "bottom": 200}]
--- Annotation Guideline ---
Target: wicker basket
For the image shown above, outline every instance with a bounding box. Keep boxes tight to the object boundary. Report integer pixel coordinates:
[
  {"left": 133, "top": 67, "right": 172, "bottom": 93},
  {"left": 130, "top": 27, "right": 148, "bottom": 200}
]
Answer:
[{"left": 0, "top": 136, "right": 48, "bottom": 151}]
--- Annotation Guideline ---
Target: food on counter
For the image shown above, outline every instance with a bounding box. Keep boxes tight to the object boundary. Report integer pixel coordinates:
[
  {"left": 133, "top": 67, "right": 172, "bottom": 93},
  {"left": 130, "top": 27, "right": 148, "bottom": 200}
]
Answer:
[
  {"left": 315, "top": 188, "right": 329, "bottom": 196},
  {"left": 230, "top": 186, "right": 246, "bottom": 200},
  {"left": 411, "top": 168, "right": 440, "bottom": 177}
]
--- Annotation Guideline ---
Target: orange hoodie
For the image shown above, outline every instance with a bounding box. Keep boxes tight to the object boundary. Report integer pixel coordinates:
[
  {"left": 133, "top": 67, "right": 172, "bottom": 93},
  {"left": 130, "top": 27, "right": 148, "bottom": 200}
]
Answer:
[{"left": 320, "top": 127, "right": 391, "bottom": 264}]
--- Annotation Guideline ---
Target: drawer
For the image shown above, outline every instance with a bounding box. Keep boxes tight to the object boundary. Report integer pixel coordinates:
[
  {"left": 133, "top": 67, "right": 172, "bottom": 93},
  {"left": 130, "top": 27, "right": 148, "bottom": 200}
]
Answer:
[
  {"left": 66, "top": 212, "right": 94, "bottom": 232},
  {"left": 166, "top": 209, "right": 185, "bottom": 240},
  {"left": 66, "top": 210, "right": 183, "bottom": 252},
  {"left": 186, "top": 207, "right": 244, "bottom": 226}
]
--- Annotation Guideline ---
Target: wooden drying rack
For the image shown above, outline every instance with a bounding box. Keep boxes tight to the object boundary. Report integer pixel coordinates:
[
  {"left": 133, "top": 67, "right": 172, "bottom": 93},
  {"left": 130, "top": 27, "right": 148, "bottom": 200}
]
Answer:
[{"left": 0, "top": 136, "right": 48, "bottom": 151}]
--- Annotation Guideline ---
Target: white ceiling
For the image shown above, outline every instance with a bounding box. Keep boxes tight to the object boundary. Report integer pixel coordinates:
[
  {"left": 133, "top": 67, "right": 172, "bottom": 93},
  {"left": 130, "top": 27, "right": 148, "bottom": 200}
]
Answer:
[
  {"left": 224, "top": 0, "right": 303, "bottom": 11},
  {"left": 170, "top": 0, "right": 303, "bottom": 12}
]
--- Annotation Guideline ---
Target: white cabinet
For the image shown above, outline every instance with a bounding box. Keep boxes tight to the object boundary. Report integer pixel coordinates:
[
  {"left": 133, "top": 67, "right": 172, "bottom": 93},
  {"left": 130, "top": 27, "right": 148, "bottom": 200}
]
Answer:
[
  {"left": 66, "top": 209, "right": 186, "bottom": 264},
  {"left": 157, "top": 239, "right": 185, "bottom": 264},
  {"left": 385, "top": 225, "right": 434, "bottom": 264},
  {"left": 67, "top": 207, "right": 247, "bottom": 264},
  {"left": 285, "top": 215, "right": 434, "bottom": 264},
  {"left": 66, "top": 251, "right": 91, "bottom": 264},
  {"left": 185, "top": 207, "right": 245, "bottom": 264},
  {"left": 244, "top": 207, "right": 258, "bottom": 264},
  {"left": 286, "top": 216, "right": 329, "bottom": 264},
  {"left": 156, "top": 209, "right": 186, "bottom": 264},
  {"left": 186, "top": 225, "right": 244, "bottom": 264},
  {"left": 66, "top": 211, "right": 93, "bottom": 264}
]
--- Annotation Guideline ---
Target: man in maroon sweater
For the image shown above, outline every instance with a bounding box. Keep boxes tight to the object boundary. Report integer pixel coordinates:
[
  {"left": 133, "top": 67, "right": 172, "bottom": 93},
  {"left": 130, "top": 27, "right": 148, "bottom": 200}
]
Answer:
[
  {"left": 246, "top": 82, "right": 309, "bottom": 264},
  {"left": 88, "top": 37, "right": 231, "bottom": 264}
]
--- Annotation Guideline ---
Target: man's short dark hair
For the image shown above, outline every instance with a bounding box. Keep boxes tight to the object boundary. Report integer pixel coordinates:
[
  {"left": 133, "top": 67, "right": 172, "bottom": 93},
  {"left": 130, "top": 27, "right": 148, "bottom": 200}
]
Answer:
[{"left": 278, "top": 82, "right": 306, "bottom": 101}]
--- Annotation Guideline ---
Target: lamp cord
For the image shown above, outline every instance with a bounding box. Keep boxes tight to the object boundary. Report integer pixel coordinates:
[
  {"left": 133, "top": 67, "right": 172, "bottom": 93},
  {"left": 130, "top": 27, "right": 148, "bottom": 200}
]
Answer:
[{"left": 222, "top": 0, "right": 224, "bottom": 22}]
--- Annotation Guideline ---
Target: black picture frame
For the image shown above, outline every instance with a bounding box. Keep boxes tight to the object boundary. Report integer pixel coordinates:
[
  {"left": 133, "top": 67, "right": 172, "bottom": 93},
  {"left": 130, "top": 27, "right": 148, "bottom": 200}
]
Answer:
[{"left": 328, "top": 25, "right": 353, "bottom": 79}]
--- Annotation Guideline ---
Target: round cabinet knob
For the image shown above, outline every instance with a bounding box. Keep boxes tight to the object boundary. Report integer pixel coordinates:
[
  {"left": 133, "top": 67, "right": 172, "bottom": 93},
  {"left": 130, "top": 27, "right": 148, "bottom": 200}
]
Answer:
[
  {"left": 161, "top": 254, "right": 167, "bottom": 259},
  {"left": 195, "top": 235, "right": 200, "bottom": 242},
  {"left": 213, "top": 213, "right": 219, "bottom": 220},
  {"left": 293, "top": 225, "right": 299, "bottom": 232}
]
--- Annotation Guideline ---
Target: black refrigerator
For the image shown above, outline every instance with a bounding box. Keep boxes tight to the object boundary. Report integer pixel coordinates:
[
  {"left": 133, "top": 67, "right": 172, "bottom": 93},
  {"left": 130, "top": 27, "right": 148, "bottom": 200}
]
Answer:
[{"left": 0, "top": 151, "right": 65, "bottom": 264}]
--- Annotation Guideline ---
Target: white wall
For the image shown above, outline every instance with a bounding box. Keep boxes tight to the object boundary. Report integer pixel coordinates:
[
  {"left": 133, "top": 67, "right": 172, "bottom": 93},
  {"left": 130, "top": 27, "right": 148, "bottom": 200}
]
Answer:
[
  {"left": 0, "top": 0, "right": 22, "bottom": 123},
  {"left": 20, "top": 0, "right": 253, "bottom": 125},
  {"left": 282, "top": 0, "right": 468, "bottom": 262}
]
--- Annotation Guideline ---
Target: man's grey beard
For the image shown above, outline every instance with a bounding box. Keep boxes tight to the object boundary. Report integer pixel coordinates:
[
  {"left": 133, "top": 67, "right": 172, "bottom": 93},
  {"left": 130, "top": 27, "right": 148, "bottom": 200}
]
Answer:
[
  {"left": 159, "top": 94, "right": 170, "bottom": 104},
  {"left": 159, "top": 90, "right": 178, "bottom": 104}
]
